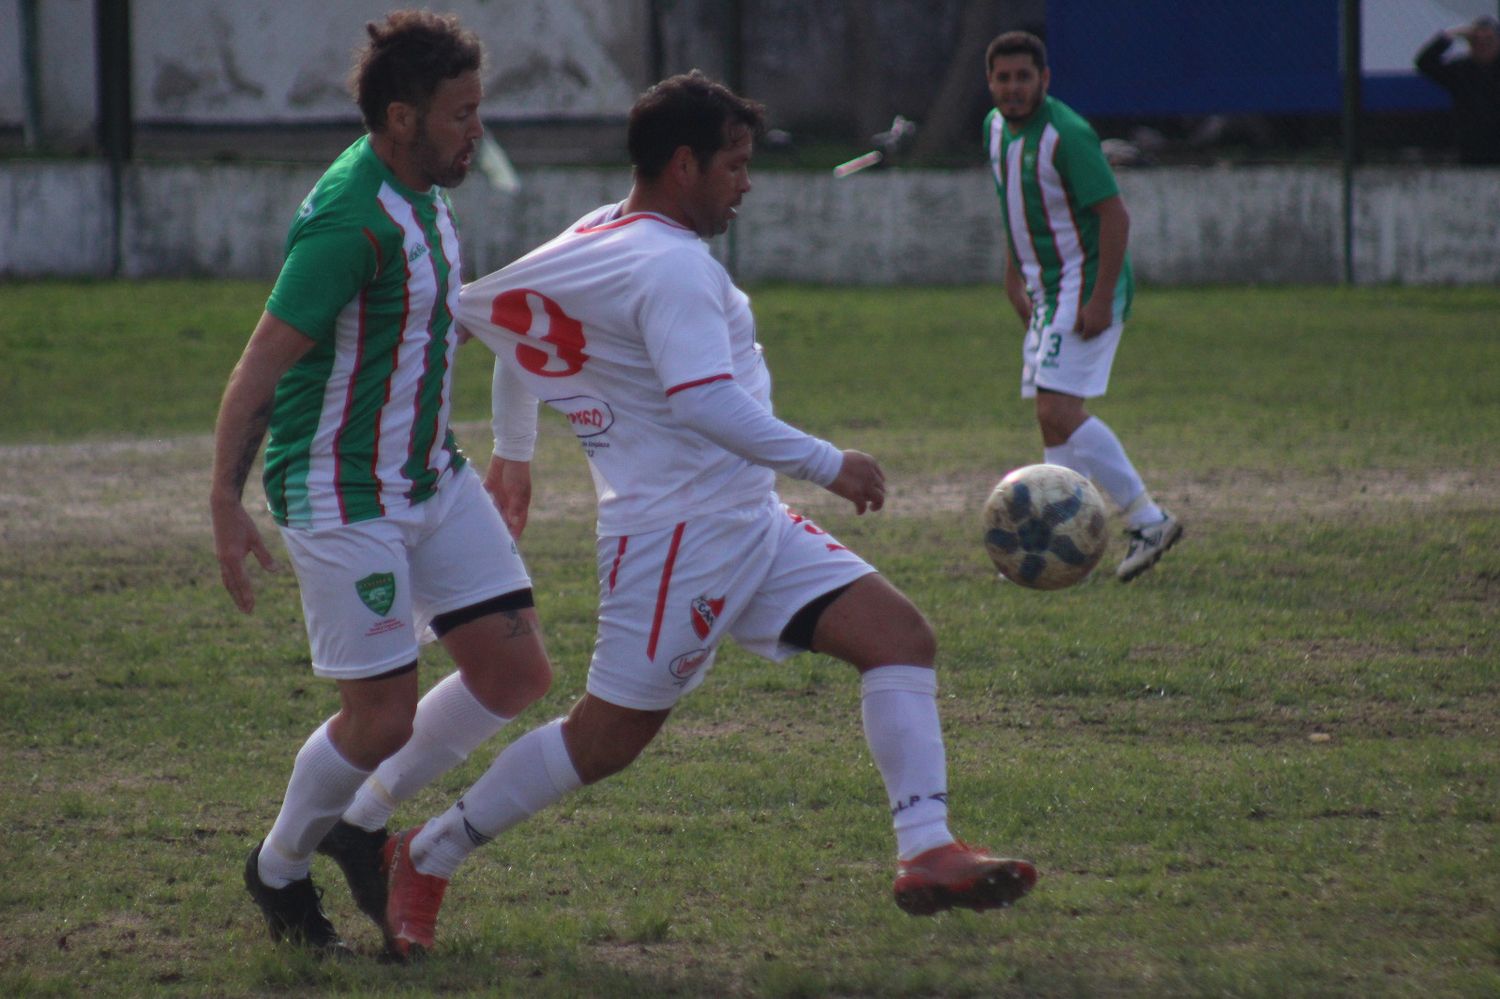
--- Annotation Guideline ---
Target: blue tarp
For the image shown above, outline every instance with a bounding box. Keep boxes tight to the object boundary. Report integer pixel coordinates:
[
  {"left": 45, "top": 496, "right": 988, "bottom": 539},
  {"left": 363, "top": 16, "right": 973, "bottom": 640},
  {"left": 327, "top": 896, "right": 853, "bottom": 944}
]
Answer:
[{"left": 1045, "top": 0, "right": 1450, "bottom": 116}]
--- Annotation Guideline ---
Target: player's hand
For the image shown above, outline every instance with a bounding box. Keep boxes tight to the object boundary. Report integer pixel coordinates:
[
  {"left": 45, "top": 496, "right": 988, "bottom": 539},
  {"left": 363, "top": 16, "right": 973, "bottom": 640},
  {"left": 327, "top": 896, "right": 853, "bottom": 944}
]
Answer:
[
  {"left": 826, "top": 449, "right": 886, "bottom": 515},
  {"left": 1075, "top": 297, "right": 1112, "bottom": 340},
  {"left": 211, "top": 500, "right": 276, "bottom": 614},
  {"left": 484, "top": 457, "right": 533, "bottom": 539}
]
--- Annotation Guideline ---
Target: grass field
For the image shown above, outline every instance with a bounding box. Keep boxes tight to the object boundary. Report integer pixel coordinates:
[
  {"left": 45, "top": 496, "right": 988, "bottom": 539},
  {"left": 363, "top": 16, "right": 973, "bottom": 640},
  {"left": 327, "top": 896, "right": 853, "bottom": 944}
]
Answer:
[{"left": 1, "top": 281, "right": 1497, "bottom": 997}]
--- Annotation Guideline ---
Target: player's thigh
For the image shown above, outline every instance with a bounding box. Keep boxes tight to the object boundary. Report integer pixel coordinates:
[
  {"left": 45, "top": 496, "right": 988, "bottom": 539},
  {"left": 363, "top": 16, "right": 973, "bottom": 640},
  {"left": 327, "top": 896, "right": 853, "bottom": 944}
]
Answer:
[
  {"left": 1034, "top": 320, "right": 1124, "bottom": 399},
  {"left": 589, "top": 504, "right": 777, "bottom": 710},
  {"left": 730, "top": 504, "right": 879, "bottom": 662},
  {"left": 439, "top": 598, "right": 551, "bottom": 717},
  {"left": 408, "top": 467, "right": 533, "bottom": 636},
  {"left": 279, "top": 519, "right": 419, "bottom": 680}
]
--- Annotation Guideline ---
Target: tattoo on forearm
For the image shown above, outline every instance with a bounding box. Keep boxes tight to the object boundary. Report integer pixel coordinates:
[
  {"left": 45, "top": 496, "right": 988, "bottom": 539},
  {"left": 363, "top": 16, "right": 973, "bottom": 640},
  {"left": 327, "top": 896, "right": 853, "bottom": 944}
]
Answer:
[{"left": 231, "top": 402, "right": 273, "bottom": 494}]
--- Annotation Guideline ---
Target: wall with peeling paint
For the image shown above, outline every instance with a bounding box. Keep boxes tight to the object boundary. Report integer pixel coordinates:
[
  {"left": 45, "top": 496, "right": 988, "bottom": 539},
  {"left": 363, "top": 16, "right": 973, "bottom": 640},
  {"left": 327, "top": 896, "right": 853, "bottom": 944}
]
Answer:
[
  {"left": 130, "top": 1, "right": 644, "bottom": 126},
  {"left": 3, "top": 161, "right": 1498, "bottom": 285}
]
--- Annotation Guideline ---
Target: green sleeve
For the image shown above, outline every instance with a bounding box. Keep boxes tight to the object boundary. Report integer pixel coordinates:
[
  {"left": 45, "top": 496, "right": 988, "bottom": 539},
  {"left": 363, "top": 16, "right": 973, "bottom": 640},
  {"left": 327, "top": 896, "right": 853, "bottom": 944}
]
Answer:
[
  {"left": 1055, "top": 119, "right": 1119, "bottom": 211},
  {"left": 265, "top": 221, "right": 382, "bottom": 343}
]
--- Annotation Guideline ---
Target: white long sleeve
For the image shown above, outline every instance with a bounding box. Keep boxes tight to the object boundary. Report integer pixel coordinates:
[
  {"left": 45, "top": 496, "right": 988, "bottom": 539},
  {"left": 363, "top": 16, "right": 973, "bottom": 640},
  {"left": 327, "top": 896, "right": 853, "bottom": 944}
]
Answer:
[
  {"left": 491, "top": 357, "right": 539, "bottom": 461},
  {"left": 667, "top": 377, "right": 843, "bottom": 487}
]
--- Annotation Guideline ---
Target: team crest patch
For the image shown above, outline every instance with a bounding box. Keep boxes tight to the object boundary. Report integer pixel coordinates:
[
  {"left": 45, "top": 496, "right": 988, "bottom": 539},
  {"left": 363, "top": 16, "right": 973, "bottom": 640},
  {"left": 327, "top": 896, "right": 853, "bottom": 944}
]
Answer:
[
  {"left": 690, "top": 595, "right": 725, "bottom": 640},
  {"left": 355, "top": 572, "right": 396, "bottom": 616}
]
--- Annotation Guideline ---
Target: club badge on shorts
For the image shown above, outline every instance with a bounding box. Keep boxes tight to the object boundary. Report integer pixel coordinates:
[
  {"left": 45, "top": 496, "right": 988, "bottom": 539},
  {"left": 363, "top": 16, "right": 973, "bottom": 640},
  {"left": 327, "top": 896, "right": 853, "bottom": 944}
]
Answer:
[
  {"left": 690, "top": 595, "right": 725, "bottom": 640},
  {"left": 355, "top": 572, "right": 396, "bottom": 616}
]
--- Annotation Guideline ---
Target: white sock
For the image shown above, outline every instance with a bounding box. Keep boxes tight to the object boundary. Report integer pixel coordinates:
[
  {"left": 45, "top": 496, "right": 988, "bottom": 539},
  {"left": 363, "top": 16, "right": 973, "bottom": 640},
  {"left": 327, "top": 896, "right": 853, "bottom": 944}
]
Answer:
[
  {"left": 410, "top": 717, "right": 582, "bottom": 879},
  {"left": 860, "top": 665, "right": 955, "bottom": 861},
  {"left": 1067, "top": 417, "right": 1163, "bottom": 527},
  {"left": 342, "top": 672, "right": 511, "bottom": 832},
  {"left": 1043, "top": 441, "right": 1081, "bottom": 474},
  {"left": 260, "top": 720, "right": 371, "bottom": 887}
]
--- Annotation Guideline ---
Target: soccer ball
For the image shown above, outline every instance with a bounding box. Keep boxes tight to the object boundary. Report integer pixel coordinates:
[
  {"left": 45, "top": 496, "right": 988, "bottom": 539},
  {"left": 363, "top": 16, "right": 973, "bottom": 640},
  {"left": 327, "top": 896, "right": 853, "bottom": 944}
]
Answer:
[{"left": 983, "top": 464, "right": 1109, "bottom": 590}]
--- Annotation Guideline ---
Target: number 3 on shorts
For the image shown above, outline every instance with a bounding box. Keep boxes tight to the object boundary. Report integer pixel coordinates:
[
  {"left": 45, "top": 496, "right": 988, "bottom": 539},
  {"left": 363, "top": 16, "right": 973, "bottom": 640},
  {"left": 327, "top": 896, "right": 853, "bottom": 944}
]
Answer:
[{"left": 1042, "top": 331, "right": 1062, "bottom": 367}]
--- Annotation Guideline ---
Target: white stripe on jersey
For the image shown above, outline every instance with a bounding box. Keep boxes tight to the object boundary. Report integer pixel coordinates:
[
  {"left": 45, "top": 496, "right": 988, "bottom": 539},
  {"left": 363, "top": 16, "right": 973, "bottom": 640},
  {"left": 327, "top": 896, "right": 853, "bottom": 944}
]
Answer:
[
  {"left": 423, "top": 193, "right": 462, "bottom": 472},
  {"left": 988, "top": 114, "right": 1005, "bottom": 190},
  {"left": 1035, "top": 127, "right": 1087, "bottom": 322},
  {"left": 1003, "top": 137, "right": 1039, "bottom": 290},
  {"left": 1004, "top": 123, "right": 1089, "bottom": 326}
]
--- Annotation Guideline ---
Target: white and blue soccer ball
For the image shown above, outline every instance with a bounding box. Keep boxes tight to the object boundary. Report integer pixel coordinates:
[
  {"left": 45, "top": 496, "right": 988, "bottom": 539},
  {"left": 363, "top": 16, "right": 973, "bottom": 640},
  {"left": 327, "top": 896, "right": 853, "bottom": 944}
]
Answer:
[{"left": 983, "top": 463, "right": 1108, "bottom": 590}]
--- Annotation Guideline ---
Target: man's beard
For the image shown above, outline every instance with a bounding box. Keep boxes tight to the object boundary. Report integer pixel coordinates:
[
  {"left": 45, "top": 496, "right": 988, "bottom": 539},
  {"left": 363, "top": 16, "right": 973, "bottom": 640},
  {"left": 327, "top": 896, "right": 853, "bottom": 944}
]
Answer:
[{"left": 412, "top": 126, "right": 468, "bottom": 189}]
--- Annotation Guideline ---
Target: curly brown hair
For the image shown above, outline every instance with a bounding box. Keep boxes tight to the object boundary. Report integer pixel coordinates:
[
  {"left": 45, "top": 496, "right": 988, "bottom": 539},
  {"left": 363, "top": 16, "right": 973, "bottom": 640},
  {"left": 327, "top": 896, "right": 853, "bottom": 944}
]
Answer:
[{"left": 348, "top": 9, "right": 483, "bottom": 133}]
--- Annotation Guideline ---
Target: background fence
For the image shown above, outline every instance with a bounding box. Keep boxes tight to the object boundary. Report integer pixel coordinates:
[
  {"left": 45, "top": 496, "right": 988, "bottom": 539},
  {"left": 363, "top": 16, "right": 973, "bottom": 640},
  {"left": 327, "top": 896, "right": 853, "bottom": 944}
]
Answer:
[{"left": 2, "top": 0, "right": 1497, "bottom": 283}]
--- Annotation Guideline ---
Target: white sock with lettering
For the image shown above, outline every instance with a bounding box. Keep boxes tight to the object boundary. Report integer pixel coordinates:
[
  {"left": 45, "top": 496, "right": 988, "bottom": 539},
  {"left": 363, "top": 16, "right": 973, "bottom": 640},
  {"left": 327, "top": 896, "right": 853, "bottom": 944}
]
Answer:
[
  {"left": 342, "top": 672, "right": 511, "bottom": 832},
  {"left": 410, "top": 717, "right": 582, "bottom": 879},
  {"left": 860, "top": 665, "right": 955, "bottom": 861},
  {"left": 259, "top": 720, "right": 371, "bottom": 887},
  {"left": 1067, "top": 416, "right": 1163, "bottom": 528}
]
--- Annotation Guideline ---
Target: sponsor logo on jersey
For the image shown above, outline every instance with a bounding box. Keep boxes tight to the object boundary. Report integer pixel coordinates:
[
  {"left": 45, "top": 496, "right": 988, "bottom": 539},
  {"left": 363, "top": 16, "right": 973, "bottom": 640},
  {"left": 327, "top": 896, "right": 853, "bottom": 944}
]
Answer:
[
  {"left": 408, "top": 243, "right": 429, "bottom": 264},
  {"left": 356, "top": 572, "right": 396, "bottom": 616},
  {"left": 546, "top": 394, "right": 615, "bottom": 439},
  {"left": 669, "top": 648, "right": 711, "bottom": 683},
  {"left": 690, "top": 595, "right": 726, "bottom": 640}
]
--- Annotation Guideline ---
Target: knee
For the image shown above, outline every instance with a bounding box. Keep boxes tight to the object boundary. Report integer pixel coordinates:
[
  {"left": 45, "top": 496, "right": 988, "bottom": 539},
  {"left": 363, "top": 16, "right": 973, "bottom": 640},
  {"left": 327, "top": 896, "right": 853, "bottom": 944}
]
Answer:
[
  {"left": 507, "top": 657, "right": 553, "bottom": 707},
  {"left": 466, "top": 656, "right": 552, "bottom": 718},
  {"left": 897, "top": 609, "right": 939, "bottom": 667},
  {"left": 852, "top": 600, "right": 937, "bottom": 668}
]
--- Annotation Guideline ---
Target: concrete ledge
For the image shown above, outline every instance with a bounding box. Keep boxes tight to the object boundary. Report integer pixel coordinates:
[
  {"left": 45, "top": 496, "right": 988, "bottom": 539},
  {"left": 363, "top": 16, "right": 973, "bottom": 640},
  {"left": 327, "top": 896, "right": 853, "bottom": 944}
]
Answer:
[{"left": 3, "top": 161, "right": 1498, "bottom": 284}]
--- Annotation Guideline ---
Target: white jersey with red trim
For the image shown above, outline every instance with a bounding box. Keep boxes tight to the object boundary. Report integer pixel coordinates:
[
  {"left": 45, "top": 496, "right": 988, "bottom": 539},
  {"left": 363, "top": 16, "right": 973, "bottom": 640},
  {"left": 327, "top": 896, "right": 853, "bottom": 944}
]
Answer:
[{"left": 458, "top": 203, "right": 783, "bottom": 536}]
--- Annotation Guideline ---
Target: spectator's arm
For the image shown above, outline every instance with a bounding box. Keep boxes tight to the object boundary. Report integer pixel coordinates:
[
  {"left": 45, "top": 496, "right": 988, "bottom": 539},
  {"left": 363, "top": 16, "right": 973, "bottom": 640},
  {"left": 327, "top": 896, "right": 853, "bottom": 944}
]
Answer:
[{"left": 1415, "top": 31, "right": 1457, "bottom": 84}]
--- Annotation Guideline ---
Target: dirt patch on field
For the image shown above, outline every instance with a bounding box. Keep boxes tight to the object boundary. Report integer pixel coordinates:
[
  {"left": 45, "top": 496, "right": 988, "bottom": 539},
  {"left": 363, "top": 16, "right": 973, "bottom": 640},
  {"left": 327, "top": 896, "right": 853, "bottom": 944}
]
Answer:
[{"left": 1, "top": 426, "right": 1494, "bottom": 554}]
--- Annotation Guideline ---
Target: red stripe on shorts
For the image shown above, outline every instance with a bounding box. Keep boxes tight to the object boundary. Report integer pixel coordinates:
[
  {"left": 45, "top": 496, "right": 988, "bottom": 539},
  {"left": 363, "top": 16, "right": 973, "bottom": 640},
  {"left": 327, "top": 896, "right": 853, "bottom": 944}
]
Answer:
[{"left": 646, "top": 523, "right": 686, "bottom": 662}]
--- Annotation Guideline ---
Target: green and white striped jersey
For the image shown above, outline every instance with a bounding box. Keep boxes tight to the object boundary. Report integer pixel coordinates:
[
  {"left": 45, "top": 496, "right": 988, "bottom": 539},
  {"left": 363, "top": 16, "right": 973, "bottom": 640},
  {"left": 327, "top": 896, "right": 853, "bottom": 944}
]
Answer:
[
  {"left": 263, "top": 136, "right": 467, "bottom": 529},
  {"left": 984, "top": 96, "right": 1133, "bottom": 329}
]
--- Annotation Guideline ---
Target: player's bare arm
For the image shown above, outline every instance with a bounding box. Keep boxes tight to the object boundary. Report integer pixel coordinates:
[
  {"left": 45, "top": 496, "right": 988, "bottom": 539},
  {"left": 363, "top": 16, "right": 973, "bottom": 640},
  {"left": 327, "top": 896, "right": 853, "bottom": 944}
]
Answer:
[
  {"left": 1077, "top": 195, "right": 1129, "bottom": 339},
  {"left": 482, "top": 456, "right": 532, "bottom": 540},
  {"left": 209, "top": 311, "right": 315, "bottom": 613},
  {"left": 826, "top": 449, "right": 886, "bottom": 515}
]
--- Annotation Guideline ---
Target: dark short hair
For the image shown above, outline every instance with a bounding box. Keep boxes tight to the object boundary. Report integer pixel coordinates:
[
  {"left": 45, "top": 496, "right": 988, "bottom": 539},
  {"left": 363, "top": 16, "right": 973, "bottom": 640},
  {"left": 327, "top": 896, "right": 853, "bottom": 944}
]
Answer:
[
  {"left": 349, "top": 10, "right": 483, "bottom": 132},
  {"left": 627, "top": 71, "right": 766, "bottom": 179},
  {"left": 985, "top": 31, "right": 1047, "bottom": 73}
]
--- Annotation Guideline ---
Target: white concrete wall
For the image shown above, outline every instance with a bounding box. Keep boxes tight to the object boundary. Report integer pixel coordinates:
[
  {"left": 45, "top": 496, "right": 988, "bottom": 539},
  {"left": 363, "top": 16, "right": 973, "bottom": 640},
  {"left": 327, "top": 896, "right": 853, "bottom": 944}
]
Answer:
[
  {"left": 0, "top": 161, "right": 114, "bottom": 275},
  {"left": 2, "top": 162, "right": 1498, "bottom": 284}
]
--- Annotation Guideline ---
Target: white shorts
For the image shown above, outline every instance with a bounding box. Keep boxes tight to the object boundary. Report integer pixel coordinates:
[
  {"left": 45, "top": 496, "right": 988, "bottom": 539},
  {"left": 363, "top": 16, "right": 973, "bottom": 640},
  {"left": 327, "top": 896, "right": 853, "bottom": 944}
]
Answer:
[
  {"left": 586, "top": 495, "right": 876, "bottom": 711},
  {"left": 1020, "top": 310, "right": 1123, "bottom": 400},
  {"left": 279, "top": 465, "right": 531, "bottom": 680}
]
